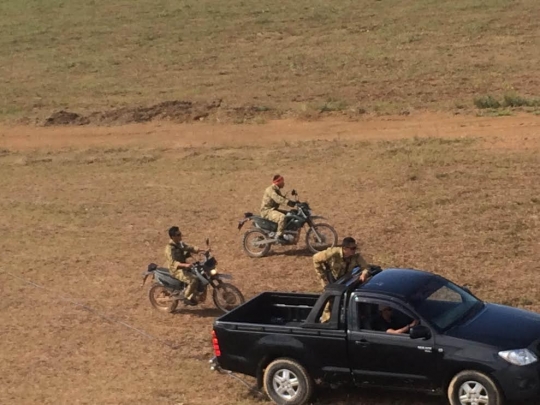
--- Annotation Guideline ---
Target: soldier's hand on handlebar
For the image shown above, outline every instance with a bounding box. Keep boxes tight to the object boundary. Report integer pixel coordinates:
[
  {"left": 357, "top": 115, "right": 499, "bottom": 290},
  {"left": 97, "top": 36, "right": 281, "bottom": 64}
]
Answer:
[{"left": 287, "top": 200, "right": 296, "bottom": 207}]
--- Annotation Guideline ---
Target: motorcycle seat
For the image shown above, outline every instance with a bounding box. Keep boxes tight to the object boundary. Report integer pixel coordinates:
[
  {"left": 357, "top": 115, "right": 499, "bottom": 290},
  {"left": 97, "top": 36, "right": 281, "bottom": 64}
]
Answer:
[
  {"left": 252, "top": 216, "right": 278, "bottom": 232},
  {"left": 154, "top": 269, "right": 184, "bottom": 288}
]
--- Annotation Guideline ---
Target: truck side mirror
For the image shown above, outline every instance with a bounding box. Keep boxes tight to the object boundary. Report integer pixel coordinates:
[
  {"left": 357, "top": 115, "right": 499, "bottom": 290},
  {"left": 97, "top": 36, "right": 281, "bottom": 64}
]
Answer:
[{"left": 410, "top": 325, "right": 431, "bottom": 340}]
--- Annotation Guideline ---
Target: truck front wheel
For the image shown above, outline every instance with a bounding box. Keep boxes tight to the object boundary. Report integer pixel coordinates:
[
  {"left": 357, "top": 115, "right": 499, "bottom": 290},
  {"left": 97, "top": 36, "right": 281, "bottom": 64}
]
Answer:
[
  {"left": 447, "top": 370, "right": 503, "bottom": 405},
  {"left": 263, "top": 358, "right": 313, "bottom": 405}
]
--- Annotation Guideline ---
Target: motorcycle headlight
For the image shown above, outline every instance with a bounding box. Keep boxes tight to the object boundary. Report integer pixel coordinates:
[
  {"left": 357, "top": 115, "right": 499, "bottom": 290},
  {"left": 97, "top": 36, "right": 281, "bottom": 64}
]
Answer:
[
  {"left": 498, "top": 349, "right": 537, "bottom": 366},
  {"left": 210, "top": 269, "right": 218, "bottom": 276}
]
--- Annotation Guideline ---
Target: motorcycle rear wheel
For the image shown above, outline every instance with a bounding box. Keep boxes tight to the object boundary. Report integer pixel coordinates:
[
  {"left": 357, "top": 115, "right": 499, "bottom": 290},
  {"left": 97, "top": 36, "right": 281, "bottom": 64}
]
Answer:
[
  {"left": 242, "top": 229, "right": 271, "bottom": 258},
  {"left": 148, "top": 284, "right": 178, "bottom": 313},
  {"left": 212, "top": 283, "right": 245, "bottom": 313},
  {"left": 305, "top": 223, "right": 338, "bottom": 253}
]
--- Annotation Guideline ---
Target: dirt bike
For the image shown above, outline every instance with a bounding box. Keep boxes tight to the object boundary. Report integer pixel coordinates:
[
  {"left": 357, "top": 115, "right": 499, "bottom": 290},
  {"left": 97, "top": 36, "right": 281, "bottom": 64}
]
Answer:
[
  {"left": 141, "top": 239, "right": 245, "bottom": 313},
  {"left": 238, "top": 190, "right": 338, "bottom": 258}
]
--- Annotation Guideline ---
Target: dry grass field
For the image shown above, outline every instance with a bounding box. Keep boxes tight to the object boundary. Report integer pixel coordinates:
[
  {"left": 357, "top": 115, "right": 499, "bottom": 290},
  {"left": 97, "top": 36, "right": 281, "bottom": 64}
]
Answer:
[
  {"left": 1, "top": 115, "right": 539, "bottom": 404},
  {"left": 1, "top": 0, "right": 540, "bottom": 122},
  {"left": 1, "top": 0, "right": 540, "bottom": 404}
]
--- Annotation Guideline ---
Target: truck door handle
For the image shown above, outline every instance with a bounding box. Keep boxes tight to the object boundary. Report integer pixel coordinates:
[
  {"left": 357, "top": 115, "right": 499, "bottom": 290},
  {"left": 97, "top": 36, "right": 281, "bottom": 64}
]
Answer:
[{"left": 355, "top": 339, "right": 370, "bottom": 347}]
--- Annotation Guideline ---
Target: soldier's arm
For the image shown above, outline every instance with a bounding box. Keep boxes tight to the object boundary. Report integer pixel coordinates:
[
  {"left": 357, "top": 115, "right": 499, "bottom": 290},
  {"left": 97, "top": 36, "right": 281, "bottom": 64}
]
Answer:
[
  {"left": 164, "top": 245, "right": 181, "bottom": 270},
  {"left": 355, "top": 254, "right": 371, "bottom": 282},
  {"left": 357, "top": 253, "right": 369, "bottom": 269},
  {"left": 313, "top": 250, "right": 333, "bottom": 288},
  {"left": 268, "top": 188, "right": 290, "bottom": 205}
]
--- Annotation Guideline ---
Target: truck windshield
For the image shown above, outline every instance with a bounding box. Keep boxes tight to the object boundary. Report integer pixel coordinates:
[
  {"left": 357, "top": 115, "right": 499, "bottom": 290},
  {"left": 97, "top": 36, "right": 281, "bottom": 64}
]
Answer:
[{"left": 408, "top": 278, "right": 482, "bottom": 331}]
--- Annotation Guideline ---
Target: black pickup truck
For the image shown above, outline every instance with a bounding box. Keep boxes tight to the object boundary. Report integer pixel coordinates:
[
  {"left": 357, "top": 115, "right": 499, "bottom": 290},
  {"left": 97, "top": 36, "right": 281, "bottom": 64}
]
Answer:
[{"left": 211, "top": 268, "right": 540, "bottom": 405}]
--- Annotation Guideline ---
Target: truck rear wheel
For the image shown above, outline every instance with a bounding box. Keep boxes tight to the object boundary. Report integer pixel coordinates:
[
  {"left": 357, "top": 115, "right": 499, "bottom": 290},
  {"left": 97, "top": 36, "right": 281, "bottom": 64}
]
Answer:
[{"left": 263, "top": 358, "right": 313, "bottom": 405}]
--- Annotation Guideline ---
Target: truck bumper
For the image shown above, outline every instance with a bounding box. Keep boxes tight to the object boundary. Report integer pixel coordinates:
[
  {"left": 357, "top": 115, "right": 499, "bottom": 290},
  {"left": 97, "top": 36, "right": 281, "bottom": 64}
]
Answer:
[
  {"left": 209, "top": 356, "right": 219, "bottom": 371},
  {"left": 494, "top": 363, "right": 540, "bottom": 401}
]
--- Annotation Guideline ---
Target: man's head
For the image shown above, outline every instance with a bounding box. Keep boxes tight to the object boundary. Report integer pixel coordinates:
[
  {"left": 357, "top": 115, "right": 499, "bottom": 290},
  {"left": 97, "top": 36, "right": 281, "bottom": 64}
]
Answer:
[
  {"left": 272, "top": 174, "right": 285, "bottom": 188},
  {"left": 341, "top": 237, "right": 358, "bottom": 258},
  {"left": 379, "top": 304, "right": 393, "bottom": 321},
  {"left": 168, "top": 226, "right": 182, "bottom": 243}
]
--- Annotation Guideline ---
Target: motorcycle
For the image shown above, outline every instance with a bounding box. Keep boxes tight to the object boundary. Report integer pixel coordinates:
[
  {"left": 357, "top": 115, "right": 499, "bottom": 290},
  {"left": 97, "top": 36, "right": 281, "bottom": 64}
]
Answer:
[
  {"left": 141, "top": 239, "right": 245, "bottom": 313},
  {"left": 238, "top": 190, "right": 338, "bottom": 258}
]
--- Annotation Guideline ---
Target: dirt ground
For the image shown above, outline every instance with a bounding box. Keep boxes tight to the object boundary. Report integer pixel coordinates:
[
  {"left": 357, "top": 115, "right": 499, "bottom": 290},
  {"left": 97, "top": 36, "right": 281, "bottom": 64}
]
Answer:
[{"left": 1, "top": 114, "right": 539, "bottom": 405}]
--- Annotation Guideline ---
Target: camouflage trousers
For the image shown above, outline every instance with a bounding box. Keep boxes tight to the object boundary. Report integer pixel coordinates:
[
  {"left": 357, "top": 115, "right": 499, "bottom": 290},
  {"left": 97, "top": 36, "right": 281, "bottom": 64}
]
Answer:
[
  {"left": 262, "top": 209, "right": 286, "bottom": 234},
  {"left": 172, "top": 269, "right": 200, "bottom": 300},
  {"left": 320, "top": 302, "right": 332, "bottom": 323}
]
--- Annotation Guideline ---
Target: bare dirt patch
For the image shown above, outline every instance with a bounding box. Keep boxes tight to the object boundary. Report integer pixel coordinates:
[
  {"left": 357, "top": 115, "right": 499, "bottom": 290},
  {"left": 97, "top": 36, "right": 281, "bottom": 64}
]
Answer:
[
  {"left": 3, "top": 113, "right": 540, "bottom": 151},
  {"left": 43, "top": 100, "right": 225, "bottom": 126}
]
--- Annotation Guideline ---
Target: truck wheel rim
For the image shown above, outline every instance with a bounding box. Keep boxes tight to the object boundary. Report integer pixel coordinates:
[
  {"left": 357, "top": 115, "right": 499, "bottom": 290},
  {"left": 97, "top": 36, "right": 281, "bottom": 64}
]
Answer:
[
  {"left": 272, "top": 368, "right": 300, "bottom": 400},
  {"left": 458, "top": 380, "right": 489, "bottom": 405}
]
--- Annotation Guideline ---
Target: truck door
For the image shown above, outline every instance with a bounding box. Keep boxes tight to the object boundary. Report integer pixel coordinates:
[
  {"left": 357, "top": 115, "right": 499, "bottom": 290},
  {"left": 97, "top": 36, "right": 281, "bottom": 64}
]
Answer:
[{"left": 347, "top": 297, "right": 442, "bottom": 390}]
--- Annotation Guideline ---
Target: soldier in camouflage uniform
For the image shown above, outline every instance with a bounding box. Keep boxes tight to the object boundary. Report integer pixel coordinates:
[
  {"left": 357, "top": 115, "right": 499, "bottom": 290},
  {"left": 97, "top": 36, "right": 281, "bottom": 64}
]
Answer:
[
  {"left": 164, "top": 226, "right": 204, "bottom": 306},
  {"left": 260, "top": 174, "right": 296, "bottom": 240},
  {"left": 313, "top": 236, "right": 371, "bottom": 288},
  {"left": 313, "top": 237, "right": 374, "bottom": 322}
]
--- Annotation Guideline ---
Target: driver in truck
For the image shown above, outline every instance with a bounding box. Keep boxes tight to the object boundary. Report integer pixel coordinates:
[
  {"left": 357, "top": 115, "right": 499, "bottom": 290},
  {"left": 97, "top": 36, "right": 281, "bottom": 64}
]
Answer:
[
  {"left": 374, "top": 305, "right": 419, "bottom": 334},
  {"left": 260, "top": 174, "right": 297, "bottom": 242}
]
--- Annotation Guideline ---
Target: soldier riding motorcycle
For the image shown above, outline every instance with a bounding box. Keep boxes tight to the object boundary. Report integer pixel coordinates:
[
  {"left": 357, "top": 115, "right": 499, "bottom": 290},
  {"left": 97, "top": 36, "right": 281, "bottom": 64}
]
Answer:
[
  {"left": 238, "top": 190, "right": 338, "bottom": 258},
  {"left": 142, "top": 239, "right": 245, "bottom": 313}
]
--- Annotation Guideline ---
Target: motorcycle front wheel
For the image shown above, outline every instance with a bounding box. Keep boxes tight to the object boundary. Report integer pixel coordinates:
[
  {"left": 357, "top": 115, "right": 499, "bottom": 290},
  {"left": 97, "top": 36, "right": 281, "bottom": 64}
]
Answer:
[
  {"left": 242, "top": 229, "right": 271, "bottom": 258},
  {"left": 305, "top": 223, "right": 338, "bottom": 253},
  {"left": 148, "top": 284, "right": 179, "bottom": 313},
  {"left": 212, "top": 283, "right": 245, "bottom": 313}
]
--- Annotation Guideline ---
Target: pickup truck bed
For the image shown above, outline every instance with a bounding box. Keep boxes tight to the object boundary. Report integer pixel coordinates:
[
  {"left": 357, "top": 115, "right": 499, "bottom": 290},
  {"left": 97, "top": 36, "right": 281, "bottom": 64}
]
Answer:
[
  {"left": 212, "top": 284, "right": 351, "bottom": 386},
  {"left": 217, "top": 292, "right": 319, "bottom": 327}
]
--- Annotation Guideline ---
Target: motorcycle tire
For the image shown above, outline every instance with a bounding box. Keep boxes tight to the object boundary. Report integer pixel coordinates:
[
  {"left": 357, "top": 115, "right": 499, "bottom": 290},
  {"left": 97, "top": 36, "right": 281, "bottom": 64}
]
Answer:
[
  {"left": 305, "top": 223, "right": 338, "bottom": 253},
  {"left": 148, "top": 283, "right": 178, "bottom": 313},
  {"left": 242, "top": 229, "right": 271, "bottom": 258},
  {"left": 212, "top": 283, "right": 245, "bottom": 313}
]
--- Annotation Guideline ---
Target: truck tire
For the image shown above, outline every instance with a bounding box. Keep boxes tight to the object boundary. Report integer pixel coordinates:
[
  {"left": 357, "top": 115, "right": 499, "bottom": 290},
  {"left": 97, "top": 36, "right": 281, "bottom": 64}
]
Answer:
[
  {"left": 447, "top": 370, "right": 503, "bottom": 405},
  {"left": 263, "top": 358, "right": 313, "bottom": 405}
]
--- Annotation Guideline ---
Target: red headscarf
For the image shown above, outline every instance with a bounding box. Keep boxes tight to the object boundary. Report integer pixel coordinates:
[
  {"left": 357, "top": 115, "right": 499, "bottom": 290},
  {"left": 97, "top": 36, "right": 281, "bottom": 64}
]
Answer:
[{"left": 273, "top": 175, "right": 284, "bottom": 185}]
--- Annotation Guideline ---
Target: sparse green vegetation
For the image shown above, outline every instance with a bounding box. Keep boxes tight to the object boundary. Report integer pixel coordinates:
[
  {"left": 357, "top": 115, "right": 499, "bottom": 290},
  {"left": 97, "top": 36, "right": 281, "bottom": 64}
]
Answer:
[
  {"left": 1, "top": 0, "right": 540, "bottom": 122},
  {"left": 474, "top": 95, "right": 501, "bottom": 109},
  {"left": 474, "top": 93, "right": 540, "bottom": 110}
]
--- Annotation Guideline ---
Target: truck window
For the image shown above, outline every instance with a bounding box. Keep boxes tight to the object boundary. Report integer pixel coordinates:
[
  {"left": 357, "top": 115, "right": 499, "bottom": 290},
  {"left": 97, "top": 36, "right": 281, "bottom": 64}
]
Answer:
[
  {"left": 356, "top": 302, "right": 416, "bottom": 335},
  {"left": 316, "top": 296, "right": 336, "bottom": 323}
]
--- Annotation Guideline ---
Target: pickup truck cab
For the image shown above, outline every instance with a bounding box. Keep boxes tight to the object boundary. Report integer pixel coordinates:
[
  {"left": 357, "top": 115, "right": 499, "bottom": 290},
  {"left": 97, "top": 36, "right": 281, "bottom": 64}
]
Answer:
[{"left": 211, "top": 268, "right": 540, "bottom": 405}]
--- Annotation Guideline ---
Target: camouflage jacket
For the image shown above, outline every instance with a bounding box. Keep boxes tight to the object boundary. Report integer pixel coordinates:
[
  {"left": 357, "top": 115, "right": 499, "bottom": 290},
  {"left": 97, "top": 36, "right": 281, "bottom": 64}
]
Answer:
[
  {"left": 313, "top": 246, "right": 369, "bottom": 288},
  {"left": 164, "top": 240, "right": 199, "bottom": 273},
  {"left": 260, "top": 184, "right": 289, "bottom": 214}
]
